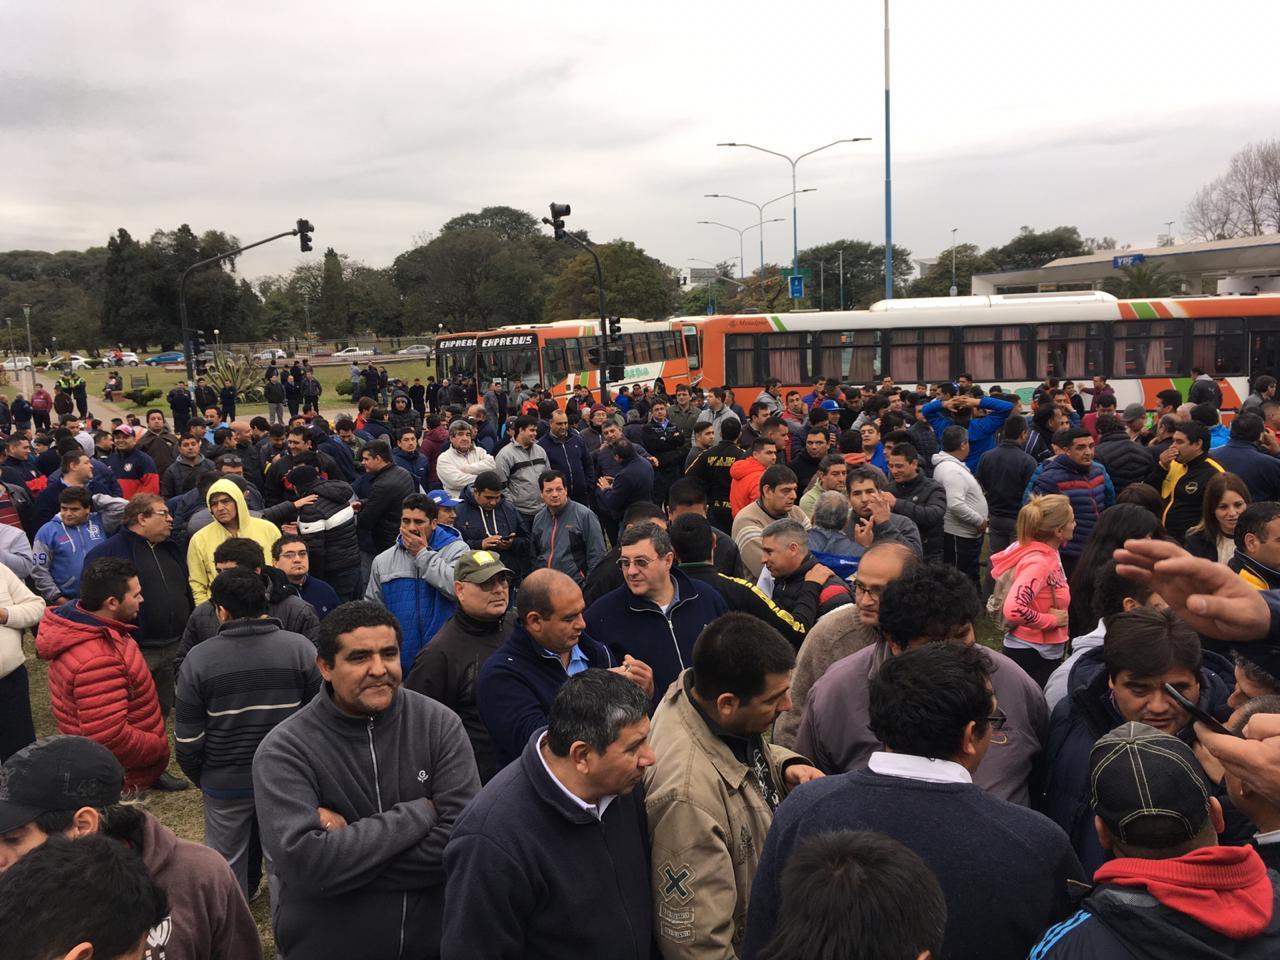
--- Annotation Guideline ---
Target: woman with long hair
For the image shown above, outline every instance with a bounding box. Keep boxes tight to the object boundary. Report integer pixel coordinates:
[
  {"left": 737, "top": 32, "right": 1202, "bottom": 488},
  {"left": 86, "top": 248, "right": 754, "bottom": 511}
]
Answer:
[
  {"left": 1184, "top": 472, "right": 1250, "bottom": 564},
  {"left": 989, "top": 494, "right": 1074, "bottom": 687},
  {"left": 1067, "top": 503, "right": 1167, "bottom": 636}
]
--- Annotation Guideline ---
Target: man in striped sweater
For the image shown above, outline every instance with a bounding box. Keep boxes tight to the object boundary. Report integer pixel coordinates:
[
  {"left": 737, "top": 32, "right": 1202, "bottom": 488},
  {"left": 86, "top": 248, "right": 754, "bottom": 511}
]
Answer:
[{"left": 174, "top": 566, "right": 320, "bottom": 899}]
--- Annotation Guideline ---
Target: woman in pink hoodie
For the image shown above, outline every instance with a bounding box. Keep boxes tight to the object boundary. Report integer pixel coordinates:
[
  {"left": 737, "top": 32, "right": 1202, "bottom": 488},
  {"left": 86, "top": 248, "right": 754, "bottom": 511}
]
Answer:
[{"left": 989, "top": 494, "right": 1074, "bottom": 687}]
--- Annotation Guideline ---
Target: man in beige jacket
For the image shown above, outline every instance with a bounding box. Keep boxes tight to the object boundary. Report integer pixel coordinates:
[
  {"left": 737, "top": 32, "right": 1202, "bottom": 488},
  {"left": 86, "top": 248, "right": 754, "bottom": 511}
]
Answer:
[{"left": 645, "top": 613, "right": 823, "bottom": 958}]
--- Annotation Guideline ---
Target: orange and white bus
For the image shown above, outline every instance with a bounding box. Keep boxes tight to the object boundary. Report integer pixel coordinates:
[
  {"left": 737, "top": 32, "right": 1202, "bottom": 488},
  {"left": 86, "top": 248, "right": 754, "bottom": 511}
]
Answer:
[
  {"left": 434, "top": 332, "right": 478, "bottom": 385},
  {"left": 471, "top": 318, "right": 700, "bottom": 404},
  {"left": 685, "top": 291, "right": 1280, "bottom": 410}
]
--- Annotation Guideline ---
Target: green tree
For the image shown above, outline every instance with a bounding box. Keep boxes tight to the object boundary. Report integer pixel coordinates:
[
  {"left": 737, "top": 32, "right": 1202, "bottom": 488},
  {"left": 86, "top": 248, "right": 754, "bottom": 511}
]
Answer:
[
  {"left": 347, "top": 266, "right": 405, "bottom": 336},
  {"left": 315, "top": 248, "right": 350, "bottom": 338},
  {"left": 440, "top": 206, "right": 541, "bottom": 243},
  {"left": 1102, "top": 262, "right": 1184, "bottom": 298},
  {"left": 907, "top": 243, "right": 1000, "bottom": 298},
  {"left": 543, "top": 240, "right": 677, "bottom": 321},
  {"left": 476, "top": 245, "right": 546, "bottom": 327},
  {"left": 796, "top": 240, "right": 914, "bottom": 309},
  {"left": 987, "top": 226, "right": 1091, "bottom": 271}
]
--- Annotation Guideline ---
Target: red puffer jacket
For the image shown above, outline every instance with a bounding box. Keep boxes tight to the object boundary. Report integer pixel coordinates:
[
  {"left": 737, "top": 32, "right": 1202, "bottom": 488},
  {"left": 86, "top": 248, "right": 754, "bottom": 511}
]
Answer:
[{"left": 35, "top": 602, "right": 169, "bottom": 790}]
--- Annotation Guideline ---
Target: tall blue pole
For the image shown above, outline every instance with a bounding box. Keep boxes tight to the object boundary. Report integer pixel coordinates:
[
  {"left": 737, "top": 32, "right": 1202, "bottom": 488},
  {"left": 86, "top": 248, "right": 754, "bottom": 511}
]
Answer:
[{"left": 883, "top": 0, "right": 893, "bottom": 300}]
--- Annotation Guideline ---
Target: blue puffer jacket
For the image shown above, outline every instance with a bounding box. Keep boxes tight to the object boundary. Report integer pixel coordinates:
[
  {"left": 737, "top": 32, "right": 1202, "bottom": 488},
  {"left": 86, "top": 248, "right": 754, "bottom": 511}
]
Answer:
[
  {"left": 583, "top": 567, "right": 728, "bottom": 705},
  {"left": 364, "top": 524, "right": 469, "bottom": 673},
  {"left": 1026, "top": 454, "right": 1115, "bottom": 556},
  {"left": 1041, "top": 646, "right": 1232, "bottom": 876}
]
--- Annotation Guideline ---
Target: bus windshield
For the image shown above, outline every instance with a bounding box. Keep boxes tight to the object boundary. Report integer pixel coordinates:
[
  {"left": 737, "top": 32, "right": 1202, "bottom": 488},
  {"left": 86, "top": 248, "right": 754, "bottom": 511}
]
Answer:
[
  {"left": 436, "top": 338, "right": 476, "bottom": 382},
  {"left": 477, "top": 334, "right": 540, "bottom": 385}
]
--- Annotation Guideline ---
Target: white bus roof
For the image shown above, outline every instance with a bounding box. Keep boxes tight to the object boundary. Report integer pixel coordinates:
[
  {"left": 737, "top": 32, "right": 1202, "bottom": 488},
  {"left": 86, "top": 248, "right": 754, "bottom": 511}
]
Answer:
[{"left": 868, "top": 291, "right": 1118, "bottom": 311}]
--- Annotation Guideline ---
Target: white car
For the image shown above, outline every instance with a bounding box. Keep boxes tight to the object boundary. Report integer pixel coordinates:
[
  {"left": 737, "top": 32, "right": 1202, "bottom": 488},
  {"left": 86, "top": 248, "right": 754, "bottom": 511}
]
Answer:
[
  {"left": 255, "top": 348, "right": 288, "bottom": 361},
  {"left": 396, "top": 344, "right": 432, "bottom": 356},
  {"left": 334, "top": 346, "right": 374, "bottom": 357},
  {"left": 1, "top": 356, "right": 32, "bottom": 372},
  {"left": 110, "top": 351, "right": 140, "bottom": 366},
  {"left": 45, "top": 354, "right": 91, "bottom": 371}
]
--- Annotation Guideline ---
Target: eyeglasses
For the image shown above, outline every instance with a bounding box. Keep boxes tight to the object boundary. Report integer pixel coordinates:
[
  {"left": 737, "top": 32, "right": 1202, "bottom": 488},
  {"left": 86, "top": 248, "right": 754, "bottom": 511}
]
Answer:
[
  {"left": 851, "top": 579, "right": 883, "bottom": 599},
  {"left": 145, "top": 510, "right": 172, "bottom": 520},
  {"left": 986, "top": 708, "right": 1008, "bottom": 730},
  {"left": 279, "top": 550, "right": 308, "bottom": 560},
  {"left": 617, "top": 556, "right": 658, "bottom": 571}
]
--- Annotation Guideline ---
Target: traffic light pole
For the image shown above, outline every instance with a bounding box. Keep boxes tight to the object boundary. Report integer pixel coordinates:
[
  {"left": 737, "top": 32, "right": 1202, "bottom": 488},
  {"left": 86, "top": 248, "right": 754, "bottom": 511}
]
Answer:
[
  {"left": 543, "top": 207, "right": 613, "bottom": 403},
  {"left": 178, "top": 221, "right": 313, "bottom": 382}
]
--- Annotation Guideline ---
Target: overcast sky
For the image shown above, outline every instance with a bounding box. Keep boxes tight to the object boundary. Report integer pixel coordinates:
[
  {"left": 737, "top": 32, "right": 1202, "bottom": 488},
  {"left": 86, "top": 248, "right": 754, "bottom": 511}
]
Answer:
[{"left": 4, "top": 1, "right": 1278, "bottom": 283}]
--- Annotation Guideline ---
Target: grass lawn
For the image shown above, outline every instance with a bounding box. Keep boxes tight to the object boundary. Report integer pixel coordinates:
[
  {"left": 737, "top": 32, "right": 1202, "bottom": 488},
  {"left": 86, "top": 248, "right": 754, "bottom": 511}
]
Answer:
[{"left": 51, "top": 357, "right": 437, "bottom": 420}]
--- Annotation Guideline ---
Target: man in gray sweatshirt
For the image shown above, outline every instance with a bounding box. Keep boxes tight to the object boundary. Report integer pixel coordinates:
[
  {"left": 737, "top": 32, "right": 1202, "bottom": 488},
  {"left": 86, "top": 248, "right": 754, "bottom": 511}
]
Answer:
[
  {"left": 253, "top": 601, "right": 481, "bottom": 960},
  {"left": 530, "top": 470, "right": 607, "bottom": 585}
]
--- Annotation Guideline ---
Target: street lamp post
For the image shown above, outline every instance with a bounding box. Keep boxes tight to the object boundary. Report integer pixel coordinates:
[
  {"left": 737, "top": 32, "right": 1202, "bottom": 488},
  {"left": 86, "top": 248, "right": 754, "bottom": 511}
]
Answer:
[
  {"left": 1164, "top": 220, "right": 1175, "bottom": 245},
  {"left": 716, "top": 138, "right": 870, "bottom": 294},
  {"left": 839, "top": 248, "right": 845, "bottom": 310},
  {"left": 705, "top": 189, "right": 816, "bottom": 282},
  {"left": 696, "top": 218, "right": 784, "bottom": 283},
  {"left": 950, "top": 227, "right": 959, "bottom": 297}
]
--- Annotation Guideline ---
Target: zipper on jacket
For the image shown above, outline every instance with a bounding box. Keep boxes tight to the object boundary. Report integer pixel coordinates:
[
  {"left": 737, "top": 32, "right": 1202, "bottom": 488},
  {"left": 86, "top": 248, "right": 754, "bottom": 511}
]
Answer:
[{"left": 367, "top": 717, "right": 383, "bottom": 811}]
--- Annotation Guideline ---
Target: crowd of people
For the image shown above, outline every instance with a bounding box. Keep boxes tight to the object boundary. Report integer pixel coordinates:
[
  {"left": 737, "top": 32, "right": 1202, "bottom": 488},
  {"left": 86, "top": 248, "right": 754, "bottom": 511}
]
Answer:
[{"left": 4, "top": 367, "right": 1280, "bottom": 959}]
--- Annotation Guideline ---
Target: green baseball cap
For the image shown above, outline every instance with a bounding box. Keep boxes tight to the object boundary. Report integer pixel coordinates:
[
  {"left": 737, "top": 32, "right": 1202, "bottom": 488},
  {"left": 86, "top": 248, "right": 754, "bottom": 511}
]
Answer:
[{"left": 454, "top": 549, "right": 512, "bottom": 584}]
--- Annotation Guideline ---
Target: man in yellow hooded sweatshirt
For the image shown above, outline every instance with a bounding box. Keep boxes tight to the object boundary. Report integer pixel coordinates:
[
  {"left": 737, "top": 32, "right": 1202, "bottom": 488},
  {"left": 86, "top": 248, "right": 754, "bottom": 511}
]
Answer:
[{"left": 187, "top": 477, "right": 282, "bottom": 603}]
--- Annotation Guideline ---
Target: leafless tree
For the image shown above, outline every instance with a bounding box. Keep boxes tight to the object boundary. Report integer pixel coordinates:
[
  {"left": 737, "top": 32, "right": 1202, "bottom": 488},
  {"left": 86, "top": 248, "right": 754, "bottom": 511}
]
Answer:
[{"left": 1184, "top": 175, "right": 1240, "bottom": 241}]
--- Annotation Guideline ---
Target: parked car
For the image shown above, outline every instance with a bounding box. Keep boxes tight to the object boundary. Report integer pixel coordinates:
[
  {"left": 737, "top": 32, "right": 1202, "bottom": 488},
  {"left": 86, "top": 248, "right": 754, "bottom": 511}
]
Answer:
[
  {"left": 1, "top": 356, "right": 33, "bottom": 372},
  {"left": 44, "top": 354, "right": 91, "bottom": 371},
  {"left": 396, "top": 344, "right": 432, "bottom": 356},
  {"left": 144, "top": 351, "right": 185, "bottom": 366},
  {"left": 255, "top": 348, "right": 289, "bottom": 361},
  {"left": 109, "top": 351, "right": 140, "bottom": 366},
  {"left": 334, "top": 346, "right": 375, "bottom": 357}
]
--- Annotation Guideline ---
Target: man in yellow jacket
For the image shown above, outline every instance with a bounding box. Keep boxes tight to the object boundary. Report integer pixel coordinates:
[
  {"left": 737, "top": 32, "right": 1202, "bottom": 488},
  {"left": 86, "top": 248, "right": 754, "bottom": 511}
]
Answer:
[
  {"left": 187, "top": 478, "right": 281, "bottom": 604},
  {"left": 645, "top": 612, "right": 822, "bottom": 958}
]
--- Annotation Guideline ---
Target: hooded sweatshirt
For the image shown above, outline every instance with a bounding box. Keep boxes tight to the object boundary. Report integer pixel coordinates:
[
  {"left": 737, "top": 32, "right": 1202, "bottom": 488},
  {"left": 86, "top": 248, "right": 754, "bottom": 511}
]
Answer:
[
  {"left": 1033, "top": 845, "right": 1280, "bottom": 959},
  {"left": 729, "top": 456, "right": 768, "bottom": 517},
  {"left": 989, "top": 539, "right": 1070, "bottom": 649},
  {"left": 186, "top": 478, "right": 283, "bottom": 604},
  {"left": 136, "top": 809, "right": 264, "bottom": 960},
  {"left": 32, "top": 511, "right": 111, "bottom": 601}
]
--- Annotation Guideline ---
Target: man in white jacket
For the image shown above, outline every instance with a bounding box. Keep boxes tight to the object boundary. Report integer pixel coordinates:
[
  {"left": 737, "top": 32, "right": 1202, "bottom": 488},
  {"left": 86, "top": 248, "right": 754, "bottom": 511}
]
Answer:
[
  {"left": 0, "top": 563, "right": 47, "bottom": 761},
  {"left": 436, "top": 419, "right": 496, "bottom": 499},
  {"left": 931, "top": 425, "right": 988, "bottom": 588}
]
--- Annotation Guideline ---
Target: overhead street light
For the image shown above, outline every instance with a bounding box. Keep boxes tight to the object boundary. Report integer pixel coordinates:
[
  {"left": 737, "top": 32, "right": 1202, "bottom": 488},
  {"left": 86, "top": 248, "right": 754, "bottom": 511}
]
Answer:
[
  {"left": 696, "top": 218, "right": 785, "bottom": 280},
  {"left": 705, "top": 190, "right": 815, "bottom": 281},
  {"left": 717, "top": 138, "right": 870, "bottom": 296}
]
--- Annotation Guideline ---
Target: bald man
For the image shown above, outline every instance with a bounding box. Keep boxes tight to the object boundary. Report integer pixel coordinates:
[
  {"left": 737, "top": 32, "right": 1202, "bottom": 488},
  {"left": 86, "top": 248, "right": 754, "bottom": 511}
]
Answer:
[
  {"left": 773, "top": 542, "right": 917, "bottom": 748},
  {"left": 475, "top": 569, "right": 654, "bottom": 770}
]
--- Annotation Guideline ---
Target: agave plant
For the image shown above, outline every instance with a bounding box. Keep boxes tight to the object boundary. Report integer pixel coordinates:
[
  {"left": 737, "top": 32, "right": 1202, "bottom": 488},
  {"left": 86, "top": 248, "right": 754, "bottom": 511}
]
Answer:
[{"left": 205, "top": 351, "right": 266, "bottom": 403}]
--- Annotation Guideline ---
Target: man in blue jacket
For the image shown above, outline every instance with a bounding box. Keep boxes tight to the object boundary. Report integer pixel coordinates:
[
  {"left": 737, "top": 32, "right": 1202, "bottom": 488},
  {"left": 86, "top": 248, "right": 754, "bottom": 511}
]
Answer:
[
  {"left": 537, "top": 408, "right": 595, "bottom": 506},
  {"left": 365, "top": 493, "right": 470, "bottom": 674},
  {"left": 476, "top": 568, "right": 654, "bottom": 769},
  {"left": 596, "top": 438, "right": 654, "bottom": 542},
  {"left": 1209, "top": 412, "right": 1280, "bottom": 503},
  {"left": 1027, "top": 426, "right": 1115, "bottom": 577},
  {"left": 584, "top": 522, "right": 727, "bottom": 705},
  {"left": 1042, "top": 606, "right": 1232, "bottom": 876},
  {"left": 922, "top": 392, "right": 1013, "bottom": 471},
  {"left": 392, "top": 426, "right": 430, "bottom": 491},
  {"left": 452, "top": 471, "right": 530, "bottom": 585}
]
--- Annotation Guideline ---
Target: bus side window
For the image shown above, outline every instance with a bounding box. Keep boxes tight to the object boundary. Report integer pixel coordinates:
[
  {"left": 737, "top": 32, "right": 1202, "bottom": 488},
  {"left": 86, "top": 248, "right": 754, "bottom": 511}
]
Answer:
[
  {"left": 1193, "top": 318, "right": 1246, "bottom": 375},
  {"left": 683, "top": 325, "right": 701, "bottom": 370}
]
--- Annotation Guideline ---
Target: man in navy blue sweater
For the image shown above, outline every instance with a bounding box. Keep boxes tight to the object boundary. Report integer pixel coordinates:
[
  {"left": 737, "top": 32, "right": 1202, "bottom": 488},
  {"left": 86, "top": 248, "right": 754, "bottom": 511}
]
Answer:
[
  {"left": 476, "top": 569, "right": 654, "bottom": 770},
  {"left": 444, "top": 669, "right": 656, "bottom": 960},
  {"left": 743, "top": 642, "right": 1084, "bottom": 960},
  {"left": 584, "top": 521, "right": 727, "bottom": 705}
]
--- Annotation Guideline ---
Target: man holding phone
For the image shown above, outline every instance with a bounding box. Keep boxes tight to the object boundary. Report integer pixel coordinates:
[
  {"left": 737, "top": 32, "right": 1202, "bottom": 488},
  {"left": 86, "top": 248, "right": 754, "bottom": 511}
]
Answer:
[
  {"left": 452, "top": 470, "right": 530, "bottom": 586},
  {"left": 1043, "top": 606, "right": 1233, "bottom": 874}
]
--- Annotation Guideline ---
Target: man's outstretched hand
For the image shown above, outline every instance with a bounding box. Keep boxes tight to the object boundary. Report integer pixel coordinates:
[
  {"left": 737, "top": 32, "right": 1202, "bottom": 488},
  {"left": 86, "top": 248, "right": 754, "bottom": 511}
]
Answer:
[{"left": 1114, "top": 538, "right": 1270, "bottom": 641}]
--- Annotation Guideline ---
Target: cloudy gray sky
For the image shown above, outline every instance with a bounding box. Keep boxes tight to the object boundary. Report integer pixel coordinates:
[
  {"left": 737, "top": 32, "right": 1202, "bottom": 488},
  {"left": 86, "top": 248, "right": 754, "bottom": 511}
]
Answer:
[{"left": 4, "top": 1, "right": 1278, "bottom": 281}]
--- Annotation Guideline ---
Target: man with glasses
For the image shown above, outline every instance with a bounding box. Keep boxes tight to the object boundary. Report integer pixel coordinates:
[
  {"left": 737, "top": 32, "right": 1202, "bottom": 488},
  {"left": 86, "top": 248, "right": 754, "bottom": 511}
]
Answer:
[
  {"left": 406, "top": 550, "right": 517, "bottom": 784},
  {"left": 774, "top": 543, "right": 916, "bottom": 748},
  {"left": 272, "top": 534, "right": 341, "bottom": 620},
  {"left": 793, "top": 564, "right": 1048, "bottom": 808},
  {"left": 584, "top": 521, "right": 727, "bottom": 705},
  {"left": 83, "top": 493, "right": 193, "bottom": 791}
]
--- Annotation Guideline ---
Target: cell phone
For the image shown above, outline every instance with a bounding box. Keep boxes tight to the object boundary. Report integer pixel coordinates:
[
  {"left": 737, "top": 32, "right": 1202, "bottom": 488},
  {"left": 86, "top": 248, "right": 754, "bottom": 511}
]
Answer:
[{"left": 1162, "top": 683, "right": 1242, "bottom": 738}]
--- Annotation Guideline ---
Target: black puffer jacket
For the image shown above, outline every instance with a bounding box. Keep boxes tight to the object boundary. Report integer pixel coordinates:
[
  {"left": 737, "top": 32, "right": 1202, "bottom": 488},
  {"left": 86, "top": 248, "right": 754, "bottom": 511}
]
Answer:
[
  {"left": 294, "top": 478, "right": 360, "bottom": 581},
  {"left": 1093, "top": 431, "right": 1157, "bottom": 493},
  {"left": 388, "top": 392, "right": 421, "bottom": 436}
]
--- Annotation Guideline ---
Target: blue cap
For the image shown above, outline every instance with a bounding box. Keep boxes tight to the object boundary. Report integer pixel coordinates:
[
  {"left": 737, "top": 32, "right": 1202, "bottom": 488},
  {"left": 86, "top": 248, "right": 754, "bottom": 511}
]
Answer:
[
  {"left": 819, "top": 399, "right": 841, "bottom": 411},
  {"left": 427, "top": 490, "right": 461, "bottom": 509}
]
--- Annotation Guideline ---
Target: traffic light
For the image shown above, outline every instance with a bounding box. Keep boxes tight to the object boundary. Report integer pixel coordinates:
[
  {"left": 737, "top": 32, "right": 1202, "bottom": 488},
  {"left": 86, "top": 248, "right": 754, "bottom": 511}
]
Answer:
[
  {"left": 587, "top": 341, "right": 604, "bottom": 368},
  {"left": 606, "top": 343, "right": 625, "bottom": 383},
  {"left": 606, "top": 316, "right": 622, "bottom": 338},
  {"left": 549, "top": 203, "right": 570, "bottom": 240},
  {"left": 191, "top": 328, "right": 208, "bottom": 374},
  {"left": 296, "top": 219, "right": 314, "bottom": 253}
]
